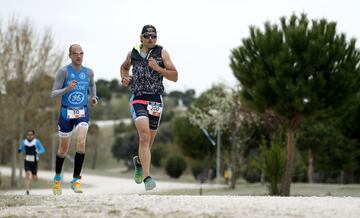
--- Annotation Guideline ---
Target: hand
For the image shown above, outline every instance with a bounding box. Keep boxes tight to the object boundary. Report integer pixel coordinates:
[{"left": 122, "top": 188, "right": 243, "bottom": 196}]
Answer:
[
  {"left": 66, "top": 80, "right": 77, "bottom": 91},
  {"left": 148, "top": 57, "right": 160, "bottom": 71},
  {"left": 121, "top": 76, "right": 132, "bottom": 87},
  {"left": 92, "top": 97, "right": 99, "bottom": 107}
]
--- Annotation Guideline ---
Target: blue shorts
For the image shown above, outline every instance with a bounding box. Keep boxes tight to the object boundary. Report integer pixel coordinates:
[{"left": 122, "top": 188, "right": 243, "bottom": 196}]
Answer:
[
  {"left": 130, "top": 94, "right": 163, "bottom": 130},
  {"left": 57, "top": 106, "right": 89, "bottom": 137}
]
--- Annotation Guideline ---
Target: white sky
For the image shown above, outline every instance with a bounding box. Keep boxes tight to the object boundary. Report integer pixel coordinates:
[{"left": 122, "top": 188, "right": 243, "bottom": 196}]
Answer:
[{"left": 0, "top": 0, "right": 359, "bottom": 95}]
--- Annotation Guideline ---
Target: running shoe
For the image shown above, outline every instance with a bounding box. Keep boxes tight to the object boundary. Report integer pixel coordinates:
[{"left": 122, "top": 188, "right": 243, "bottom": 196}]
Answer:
[
  {"left": 144, "top": 176, "right": 156, "bottom": 191},
  {"left": 26, "top": 190, "right": 29, "bottom": 195},
  {"left": 133, "top": 156, "right": 143, "bottom": 184},
  {"left": 52, "top": 180, "right": 62, "bottom": 195},
  {"left": 70, "top": 179, "right": 83, "bottom": 193}
]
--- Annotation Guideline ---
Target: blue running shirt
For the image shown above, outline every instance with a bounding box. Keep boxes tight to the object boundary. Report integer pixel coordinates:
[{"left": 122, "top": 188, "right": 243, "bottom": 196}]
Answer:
[{"left": 61, "top": 65, "right": 89, "bottom": 108}]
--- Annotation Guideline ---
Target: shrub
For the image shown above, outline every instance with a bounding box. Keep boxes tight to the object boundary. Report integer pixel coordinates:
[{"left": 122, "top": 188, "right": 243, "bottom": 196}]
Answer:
[
  {"left": 151, "top": 145, "right": 165, "bottom": 167},
  {"left": 191, "top": 161, "right": 216, "bottom": 182},
  {"left": 165, "top": 155, "right": 187, "bottom": 178},
  {"left": 259, "top": 140, "right": 286, "bottom": 195}
]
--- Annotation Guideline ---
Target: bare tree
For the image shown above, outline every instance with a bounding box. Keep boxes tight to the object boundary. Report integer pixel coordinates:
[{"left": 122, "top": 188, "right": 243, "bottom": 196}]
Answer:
[{"left": 0, "top": 16, "right": 63, "bottom": 187}]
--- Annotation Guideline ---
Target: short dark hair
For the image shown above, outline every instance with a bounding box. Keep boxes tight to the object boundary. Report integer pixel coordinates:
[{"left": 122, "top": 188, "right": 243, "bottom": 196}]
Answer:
[
  {"left": 26, "top": 129, "right": 35, "bottom": 135},
  {"left": 141, "top": 25, "right": 157, "bottom": 34},
  {"left": 69, "top": 44, "right": 75, "bottom": 53}
]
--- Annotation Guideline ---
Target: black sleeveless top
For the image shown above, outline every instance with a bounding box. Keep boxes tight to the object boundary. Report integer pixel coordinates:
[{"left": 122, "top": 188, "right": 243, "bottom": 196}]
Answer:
[{"left": 130, "top": 45, "right": 165, "bottom": 96}]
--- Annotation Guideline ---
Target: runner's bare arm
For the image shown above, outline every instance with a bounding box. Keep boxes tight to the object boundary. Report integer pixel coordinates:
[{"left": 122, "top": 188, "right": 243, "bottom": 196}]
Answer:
[
  {"left": 120, "top": 52, "right": 132, "bottom": 87},
  {"left": 148, "top": 49, "right": 178, "bottom": 82}
]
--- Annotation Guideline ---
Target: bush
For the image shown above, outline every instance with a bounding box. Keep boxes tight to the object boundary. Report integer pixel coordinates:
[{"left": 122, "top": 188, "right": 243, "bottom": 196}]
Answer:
[
  {"left": 151, "top": 145, "right": 165, "bottom": 167},
  {"left": 165, "top": 155, "right": 187, "bottom": 178},
  {"left": 259, "top": 140, "right": 286, "bottom": 195},
  {"left": 191, "top": 161, "right": 205, "bottom": 179},
  {"left": 191, "top": 161, "right": 216, "bottom": 182},
  {"left": 243, "top": 158, "right": 261, "bottom": 183}
]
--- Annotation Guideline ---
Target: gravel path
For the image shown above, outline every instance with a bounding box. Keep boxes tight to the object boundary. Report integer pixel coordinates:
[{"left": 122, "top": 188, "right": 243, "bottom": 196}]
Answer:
[{"left": 1, "top": 167, "right": 360, "bottom": 218}]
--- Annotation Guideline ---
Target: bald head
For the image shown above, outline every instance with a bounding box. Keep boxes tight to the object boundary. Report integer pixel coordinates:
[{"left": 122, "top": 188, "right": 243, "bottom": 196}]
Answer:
[
  {"left": 68, "top": 44, "right": 84, "bottom": 68},
  {"left": 69, "top": 44, "right": 82, "bottom": 54}
]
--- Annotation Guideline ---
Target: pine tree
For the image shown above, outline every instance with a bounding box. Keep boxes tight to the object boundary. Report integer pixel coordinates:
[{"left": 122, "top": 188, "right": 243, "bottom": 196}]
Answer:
[{"left": 230, "top": 14, "right": 360, "bottom": 196}]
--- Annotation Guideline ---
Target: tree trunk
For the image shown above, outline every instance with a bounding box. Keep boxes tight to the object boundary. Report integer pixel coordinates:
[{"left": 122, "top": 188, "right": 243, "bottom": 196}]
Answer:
[
  {"left": 307, "top": 148, "right": 314, "bottom": 183},
  {"left": 18, "top": 98, "right": 25, "bottom": 185},
  {"left": 11, "top": 140, "right": 17, "bottom": 187},
  {"left": 230, "top": 149, "right": 238, "bottom": 189},
  {"left": 281, "top": 127, "right": 295, "bottom": 196},
  {"left": 91, "top": 139, "right": 98, "bottom": 170},
  {"left": 260, "top": 169, "right": 265, "bottom": 186}
]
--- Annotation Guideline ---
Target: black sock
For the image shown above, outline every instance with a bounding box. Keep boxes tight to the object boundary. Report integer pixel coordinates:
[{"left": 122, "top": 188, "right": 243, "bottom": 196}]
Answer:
[
  {"left": 144, "top": 176, "right": 151, "bottom": 183},
  {"left": 55, "top": 155, "right": 65, "bottom": 174},
  {"left": 135, "top": 156, "right": 142, "bottom": 167},
  {"left": 73, "top": 152, "right": 85, "bottom": 179}
]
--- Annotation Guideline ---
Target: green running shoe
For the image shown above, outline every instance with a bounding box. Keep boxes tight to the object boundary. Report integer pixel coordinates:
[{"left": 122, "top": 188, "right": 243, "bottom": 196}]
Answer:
[
  {"left": 144, "top": 176, "right": 156, "bottom": 191},
  {"left": 52, "top": 180, "right": 62, "bottom": 195},
  {"left": 70, "top": 179, "right": 83, "bottom": 193},
  {"left": 133, "top": 156, "right": 144, "bottom": 184}
]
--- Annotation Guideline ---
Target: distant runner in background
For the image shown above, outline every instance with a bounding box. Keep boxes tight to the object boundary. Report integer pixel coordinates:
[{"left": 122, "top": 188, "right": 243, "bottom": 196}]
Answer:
[
  {"left": 120, "top": 24, "right": 178, "bottom": 191},
  {"left": 51, "top": 44, "right": 98, "bottom": 195},
  {"left": 18, "top": 129, "right": 45, "bottom": 195}
]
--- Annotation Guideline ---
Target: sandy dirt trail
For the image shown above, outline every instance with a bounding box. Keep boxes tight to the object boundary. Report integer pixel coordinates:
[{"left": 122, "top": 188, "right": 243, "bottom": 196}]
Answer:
[{"left": 1, "top": 166, "right": 360, "bottom": 218}]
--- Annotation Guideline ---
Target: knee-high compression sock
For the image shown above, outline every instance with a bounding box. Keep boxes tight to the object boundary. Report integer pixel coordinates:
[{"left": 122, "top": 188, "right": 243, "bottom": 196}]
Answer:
[
  {"left": 73, "top": 152, "right": 85, "bottom": 179},
  {"left": 55, "top": 155, "right": 65, "bottom": 175}
]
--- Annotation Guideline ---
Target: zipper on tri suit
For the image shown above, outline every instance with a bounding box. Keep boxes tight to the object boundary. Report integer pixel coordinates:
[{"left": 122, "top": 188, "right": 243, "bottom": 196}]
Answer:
[{"left": 145, "top": 49, "right": 154, "bottom": 74}]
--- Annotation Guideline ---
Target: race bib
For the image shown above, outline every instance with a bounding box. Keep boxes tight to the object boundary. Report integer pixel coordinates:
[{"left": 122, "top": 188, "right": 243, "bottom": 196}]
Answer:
[
  {"left": 147, "top": 101, "right": 163, "bottom": 117},
  {"left": 25, "top": 155, "right": 35, "bottom": 162},
  {"left": 67, "top": 107, "right": 85, "bottom": 119}
]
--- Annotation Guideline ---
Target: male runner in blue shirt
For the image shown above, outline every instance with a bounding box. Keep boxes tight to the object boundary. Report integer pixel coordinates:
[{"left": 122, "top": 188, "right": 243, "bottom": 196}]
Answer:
[{"left": 51, "top": 44, "right": 98, "bottom": 195}]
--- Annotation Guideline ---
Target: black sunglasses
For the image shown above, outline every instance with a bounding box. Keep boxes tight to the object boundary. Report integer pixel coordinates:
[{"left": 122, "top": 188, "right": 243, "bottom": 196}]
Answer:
[{"left": 143, "top": 34, "right": 157, "bottom": 39}]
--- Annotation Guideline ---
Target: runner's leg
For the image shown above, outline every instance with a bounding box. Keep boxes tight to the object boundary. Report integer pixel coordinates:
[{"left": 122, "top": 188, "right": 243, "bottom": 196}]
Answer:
[
  {"left": 56, "top": 136, "right": 70, "bottom": 175},
  {"left": 135, "top": 117, "right": 151, "bottom": 178},
  {"left": 149, "top": 130, "right": 157, "bottom": 150},
  {"left": 24, "top": 171, "right": 31, "bottom": 193},
  {"left": 73, "top": 125, "right": 88, "bottom": 179}
]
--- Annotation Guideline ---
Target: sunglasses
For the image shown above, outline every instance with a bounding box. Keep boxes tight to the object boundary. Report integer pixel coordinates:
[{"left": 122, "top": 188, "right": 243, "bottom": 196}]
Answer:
[{"left": 143, "top": 34, "right": 157, "bottom": 39}]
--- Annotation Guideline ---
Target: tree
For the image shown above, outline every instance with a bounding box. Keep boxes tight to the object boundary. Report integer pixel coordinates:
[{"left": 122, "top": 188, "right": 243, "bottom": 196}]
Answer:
[
  {"left": 168, "top": 89, "right": 196, "bottom": 107},
  {"left": 87, "top": 123, "right": 100, "bottom": 169},
  {"left": 96, "top": 79, "right": 112, "bottom": 102},
  {"left": 0, "top": 17, "right": 63, "bottom": 186},
  {"left": 111, "top": 131, "right": 138, "bottom": 168},
  {"left": 297, "top": 119, "right": 359, "bottom": 183},
  {"left": 188, "top": 85, "right": 255, "bottom": 187},
  {"left": 230, "top": 14, "right": 360, "bottom": 195}
]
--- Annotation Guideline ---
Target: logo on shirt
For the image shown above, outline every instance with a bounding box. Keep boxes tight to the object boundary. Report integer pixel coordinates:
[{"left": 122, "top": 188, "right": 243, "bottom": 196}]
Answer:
[
  {"left": 79, "top": 72, "right": 86, "bottom": 80},
  {"left": 68, "top": 92, "right": 85, "bottom": 104}
]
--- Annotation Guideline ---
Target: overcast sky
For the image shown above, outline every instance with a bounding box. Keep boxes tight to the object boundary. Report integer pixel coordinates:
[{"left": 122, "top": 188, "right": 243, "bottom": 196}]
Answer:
[{"left": 1, "top": 0, "right": 359, "bottom": 95}]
